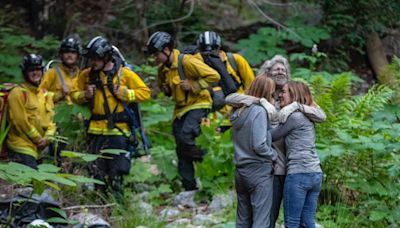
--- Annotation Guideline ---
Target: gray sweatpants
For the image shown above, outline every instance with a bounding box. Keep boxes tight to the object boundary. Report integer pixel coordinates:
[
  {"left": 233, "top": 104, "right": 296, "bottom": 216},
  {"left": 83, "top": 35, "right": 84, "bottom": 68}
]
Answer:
[{"left": 235, "top": 163, "right": 274, "bottom": 228}]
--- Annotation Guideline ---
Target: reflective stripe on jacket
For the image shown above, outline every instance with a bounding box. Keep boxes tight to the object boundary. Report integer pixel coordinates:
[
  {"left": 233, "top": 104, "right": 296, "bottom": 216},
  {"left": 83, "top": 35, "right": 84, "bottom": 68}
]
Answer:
[
  {"left": 7, "top": 83, "right": 56, "bottom": 159},
  {"left": 70, "top": 65, "right": 151, "bottom": 136}
]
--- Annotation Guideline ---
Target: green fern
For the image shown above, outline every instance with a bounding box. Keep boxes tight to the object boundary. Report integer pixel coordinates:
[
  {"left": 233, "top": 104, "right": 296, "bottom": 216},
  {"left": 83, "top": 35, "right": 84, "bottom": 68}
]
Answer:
[{"left": 379, "top": 56, "right": 400, "bottom": 104}]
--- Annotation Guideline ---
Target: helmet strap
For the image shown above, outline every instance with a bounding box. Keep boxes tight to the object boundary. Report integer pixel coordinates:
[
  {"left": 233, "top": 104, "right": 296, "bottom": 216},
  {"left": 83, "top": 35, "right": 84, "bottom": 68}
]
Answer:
[{"left": 162, "top": 49, "right": 172, "bottom": 66}]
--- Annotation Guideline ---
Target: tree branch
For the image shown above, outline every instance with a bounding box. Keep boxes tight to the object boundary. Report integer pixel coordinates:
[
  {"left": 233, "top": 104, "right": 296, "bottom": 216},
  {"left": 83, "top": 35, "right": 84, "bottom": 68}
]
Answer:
[
  {"left": 246, "top": 0, "right": 301, "bottom": 39},
  {"left": 144, "top": 0, "right": 195, "bottom": 30}
]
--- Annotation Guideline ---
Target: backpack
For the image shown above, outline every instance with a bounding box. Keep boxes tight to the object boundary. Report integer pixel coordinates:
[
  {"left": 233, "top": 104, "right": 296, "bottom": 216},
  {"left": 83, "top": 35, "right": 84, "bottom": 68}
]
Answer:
[
  {"left": 0, "top": 83, "right": 22, "bottom": 160},
  {"left": 177, "top": 52, "right": 239, "bottom": 111},
  {"left": 179, "top": 46, "right": 242, "bottom": 85}
]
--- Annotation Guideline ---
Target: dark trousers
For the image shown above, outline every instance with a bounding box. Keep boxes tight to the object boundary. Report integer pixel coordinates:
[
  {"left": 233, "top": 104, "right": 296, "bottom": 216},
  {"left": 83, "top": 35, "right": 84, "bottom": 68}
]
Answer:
[
  {"left": 87, "top": 134, "right": 130, "bottom": 196},
  {"left": 172, "top": 109, "right": 208, "bottom": 191},
  {"left": 9, "top": 151, "right": 41, "bottom": 170},
  {"left": 270, "top": 175, "right": 286, "bottom": 228},
  {"left": 235, "top": 163, "right": 274, "bottom": 228}
]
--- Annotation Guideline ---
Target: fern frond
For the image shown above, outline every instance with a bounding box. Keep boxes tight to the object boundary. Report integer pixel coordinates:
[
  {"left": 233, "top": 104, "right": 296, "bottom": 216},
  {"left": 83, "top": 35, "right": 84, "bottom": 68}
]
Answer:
[
  {"left": 344, "top": 85, "right": 393, "bottom": 118},
  {"left": 330, "top": 73, "right": 352, "bottom": 102}
]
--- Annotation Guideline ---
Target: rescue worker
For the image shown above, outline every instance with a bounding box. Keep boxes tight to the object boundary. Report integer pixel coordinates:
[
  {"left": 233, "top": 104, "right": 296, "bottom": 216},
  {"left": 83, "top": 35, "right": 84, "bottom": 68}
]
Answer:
[
  {"left": 71, "top": 36, "right": 151, "bottom": 195},
  {"left": 146, "top": 31, "right": 220, "bottom": 191},
  {"left": 7, "top": 54, "right": 56, "bottom": 169},
  {"left": 40, "top": 36, "right": 81, "bottom": 104},
  {"left": 196, "top": 31, "right": 254, "bottom": 132}
]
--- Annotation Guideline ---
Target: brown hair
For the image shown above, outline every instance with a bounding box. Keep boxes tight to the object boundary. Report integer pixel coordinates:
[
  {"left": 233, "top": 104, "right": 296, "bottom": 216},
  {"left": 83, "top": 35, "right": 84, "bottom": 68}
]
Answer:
[
  {"left": 285, "top": 81, "right": 314, "bottom": 106},
  {"left": 245, "top": 76, "right": 275, "bottom": 102}
]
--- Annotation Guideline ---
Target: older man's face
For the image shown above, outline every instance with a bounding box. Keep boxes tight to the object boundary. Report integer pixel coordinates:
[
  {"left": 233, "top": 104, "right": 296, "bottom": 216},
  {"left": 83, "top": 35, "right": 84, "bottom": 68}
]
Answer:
[{"left": 271, "top": 63, "right": 288, "bottom": 86}]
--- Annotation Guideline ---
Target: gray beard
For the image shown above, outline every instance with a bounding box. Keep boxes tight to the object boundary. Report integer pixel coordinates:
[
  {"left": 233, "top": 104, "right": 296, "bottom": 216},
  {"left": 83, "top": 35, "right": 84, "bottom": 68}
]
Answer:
[
  {"left": 271, "top": 74, "right": 288, "bottom": 86},
  {"left": 274, "top": 78, "right": 287, "bottom": 86}
]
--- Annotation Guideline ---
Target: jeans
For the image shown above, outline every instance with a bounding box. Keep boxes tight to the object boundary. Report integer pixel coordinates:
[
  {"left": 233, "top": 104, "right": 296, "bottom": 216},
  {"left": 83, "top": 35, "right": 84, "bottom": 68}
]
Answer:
[
  {"left": 235, "top": 163, "right": 274, "bottom": 228},
  {"left": 283, "top": 173, "right": 322, "bottom": 228}
]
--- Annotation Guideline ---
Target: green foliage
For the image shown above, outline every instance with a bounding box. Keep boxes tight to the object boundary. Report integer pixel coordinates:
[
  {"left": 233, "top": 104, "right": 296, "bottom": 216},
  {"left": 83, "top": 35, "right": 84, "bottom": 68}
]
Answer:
[
  {"left": 305, "top": 71, "right": 399, "bottom": 226},
  {"left": 0, "top": 27, "right": 59, "bottom": 83},
  {"left": 0, "top": 162, "right": 103, "bottom": 194},
  {"left": 53, "top": 102, "right": 90, "bottom": 150},
  {"left": 0, "top": 103, "right": 10, "bottom": 148},
  {"left": 379, "top": 56, "right": 400, "bottom": 103},
  {"left": 111, "top": 195, "right": 166, "bottom": 228},
  {"left": 236, "top": 22, "right": 330, "bottom": 65},
  {"left": 196, "top": 123, "right": 235, "bottom": 195},
  {"left": 46, "top": 207, "right": 78, "bottom": 225}
]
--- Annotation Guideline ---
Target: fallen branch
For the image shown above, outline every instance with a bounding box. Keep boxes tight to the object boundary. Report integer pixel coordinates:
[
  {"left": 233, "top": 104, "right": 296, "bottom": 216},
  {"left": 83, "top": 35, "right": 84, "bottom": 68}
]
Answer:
[{"left": 63, "top": 203, "right": 116, "bottom": 211}]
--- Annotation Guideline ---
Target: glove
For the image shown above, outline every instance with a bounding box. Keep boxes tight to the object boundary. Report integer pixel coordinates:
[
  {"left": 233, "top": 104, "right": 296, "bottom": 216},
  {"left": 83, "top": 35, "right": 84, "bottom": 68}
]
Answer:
[
  {"left": 114, "top": 85, "right": 134, "bottom": 102},
  {"left": 278, "top": 101, "right": 300, "bottom": 123},
  {"left": 260, "top": 98, "right": 278, "bottom": 124}
]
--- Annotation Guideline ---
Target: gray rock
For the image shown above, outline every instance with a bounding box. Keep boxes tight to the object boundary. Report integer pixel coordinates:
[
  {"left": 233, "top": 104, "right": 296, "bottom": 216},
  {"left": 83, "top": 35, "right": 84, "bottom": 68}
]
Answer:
[
  {"left": 173, "top": 190, "right": 197, "bottom": 208},
  {"left": 192, "top": 214, "right": 217, "bottom": 226},
  {"left": 137, "top": 191, "right": 149, "bottom": 202},
  {"left": 165, "top": 218, "right": 191, "bottom": 228},
  {"left": 159, "top": 208, "right": 180, "bottom": 219},
  {"left": 139, "top": 201, "right": 153, "bottom": 215},
  {"left": 29, "top": 219, "right": 52, "bottom": 228},
  {"left": 71, "top": 212, "right": 110, "bottom": 228},
  {"left": 208, "top": 191, "right": 234, "bottom": 213},
  {"left": 136, "top": 226, "right": 148, "bottom": 228}
]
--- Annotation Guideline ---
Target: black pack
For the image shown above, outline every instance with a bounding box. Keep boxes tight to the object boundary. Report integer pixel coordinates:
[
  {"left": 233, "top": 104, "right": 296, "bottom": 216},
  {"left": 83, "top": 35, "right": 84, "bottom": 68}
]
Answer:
[{"left": 177, "top": 50, "right": 241, "bottom": 111}]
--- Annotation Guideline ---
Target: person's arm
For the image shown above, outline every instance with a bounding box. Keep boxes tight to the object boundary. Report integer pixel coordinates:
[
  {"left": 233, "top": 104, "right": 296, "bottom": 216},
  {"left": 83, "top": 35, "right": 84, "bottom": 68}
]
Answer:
[
  {"left": 252, "top": 108, "right": 277, "bottom": 161},
  {"left": 271, "top": 114, "right": 299, "bottom": 141},
  {"left": 184, "top": 55, "right": 220, "bottom": 94},
  {"left": 114, "top": 68, "right": 151, "bottom": 103},
  {"left": 225, "top": 93, "right": 258, "bottom": 107},
  {"left": 40, "top": 69, "right": 65, "bottom": 102},
  {"left": 43, "top": 93, "right": 57, "bottom": 139},
  {"left": 8, "top": 88, "right": 42, "bottom": 144},
  {"left": 70, "top": 69, "right": 90, "bottom": 104},
  {"left": 233, "top": 54, "right": 254, "bottom": 90},
  {"left": 156, "top": 67, "right": 171, "bottom": 96},
  {"left": 300, "top": 103, "right": 326, "bottom": 123},
  {"left": 278, "top": 102, "right": 326, "bottom": 123}
]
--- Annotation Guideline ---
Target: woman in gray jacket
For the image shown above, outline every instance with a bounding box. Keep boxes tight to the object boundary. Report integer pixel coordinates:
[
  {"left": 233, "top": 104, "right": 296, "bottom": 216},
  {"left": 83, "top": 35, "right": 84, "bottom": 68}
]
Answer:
[
  {"left": 271, "top": 81, "right": 323, "bottom": 228},
  {"left": 231, "top": 76, "right": 278, "bottom": 228}
]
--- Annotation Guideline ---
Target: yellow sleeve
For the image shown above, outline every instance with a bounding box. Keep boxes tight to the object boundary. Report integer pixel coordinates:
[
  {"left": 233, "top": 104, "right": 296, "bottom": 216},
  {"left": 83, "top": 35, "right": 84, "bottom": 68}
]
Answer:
[
  {"left": 40, "top": 69, "right": 65, "bottom": 101},
  {"left": 44, "top": 93, "right": 57, "bottom": 138},
  {"left": 234, "top": 53, "right": 254, "bottom": 90},
  {"left": 183, "top": 55, "right": 220, "bottom": 94},
  {"left": 118, "top": 68, "right": 151, "bottom": 103},
  {"left": 8, "top": 88, "right": 41, "bottom": 143},
  {"left": 70, "top": 69, "right": 89, "bottom": 104}
]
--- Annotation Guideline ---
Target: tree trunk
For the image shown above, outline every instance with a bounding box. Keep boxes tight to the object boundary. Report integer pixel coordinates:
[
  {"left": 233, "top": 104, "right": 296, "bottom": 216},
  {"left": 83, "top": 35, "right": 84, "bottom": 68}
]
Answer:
[
  {"left": 134, "top": 0, "right": 148, "bottom": 54},
  {"left": 366, "top": 32, "right": 389, "bottom": 81}
]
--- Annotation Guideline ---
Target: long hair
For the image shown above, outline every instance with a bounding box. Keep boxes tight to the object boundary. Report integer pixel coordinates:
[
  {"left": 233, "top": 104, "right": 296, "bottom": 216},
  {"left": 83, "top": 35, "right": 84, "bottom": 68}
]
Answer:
[
  {"left": 245, "top": 76, "right": 275, "bottom": 102},
  {"left": 286, "top": 81, "right": 314, "bottom": 106},
  {"left": 257, "top": 55, "right": 291, "bottom": 78}
]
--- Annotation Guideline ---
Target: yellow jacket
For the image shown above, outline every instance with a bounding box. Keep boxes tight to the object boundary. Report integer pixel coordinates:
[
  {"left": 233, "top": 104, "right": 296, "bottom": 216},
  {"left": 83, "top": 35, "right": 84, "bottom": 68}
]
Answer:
[
  {"left": 7, "top": 83, "right": 56, "bottom": 159},
  {"left": 158, "top": 49, "right": 220, "bottom": 120},
  {"left": 40, "top": 63, "right": 80, "bottom": 104},
  {"left": 70, "top": 64, "right": 151, "bottom": 136}
]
